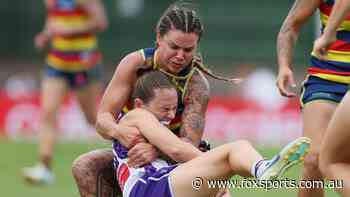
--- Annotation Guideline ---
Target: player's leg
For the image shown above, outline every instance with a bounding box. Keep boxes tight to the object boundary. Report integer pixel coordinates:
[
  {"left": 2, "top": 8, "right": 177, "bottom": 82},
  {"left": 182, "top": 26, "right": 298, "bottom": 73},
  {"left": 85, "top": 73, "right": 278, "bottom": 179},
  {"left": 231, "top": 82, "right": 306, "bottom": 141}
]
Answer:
[
  {"left": 75, "top": 65, "right": 103, "bottom": 126},
  {"left": 298, "top": 76, "right": 342, "bottom": 197},
  {"left": 170, "top": 138, "right": 310, "bottom": 197},
  {"left": 72, "top": 149, "right": 122, "bottom": 197},
  {"left": 299, "top": 101, "right": 336, "bottom": 197},
  {"left": 23, "top": 67, "right": 69, "bottom": 184},
  {"left": 319, "top": 92, "right": 350, "bottom": 196}
]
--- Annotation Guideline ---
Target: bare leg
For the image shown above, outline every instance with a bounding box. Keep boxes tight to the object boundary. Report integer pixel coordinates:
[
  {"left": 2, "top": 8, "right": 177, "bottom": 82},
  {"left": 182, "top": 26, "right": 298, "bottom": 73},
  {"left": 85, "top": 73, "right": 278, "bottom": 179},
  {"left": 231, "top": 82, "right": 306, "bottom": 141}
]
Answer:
[
  {"left": 22, "top": 78, "right": 68, "bottom": 184},
  {"left": 169, "top": 138, "right": 310, "bottom": 197},
  {"left": 72, "top": 149, "right": 122, "bottom": 197},
  {"left": 75, "top": 82, "right": 102, "bottom": 126},
  {"left": 39, "top": 78, "right": 68, "bottom": 168},
  {"left": 170, "top": 140, "right": 263, "bottom": 197},
  {"left": 299, "top": 101, "right": 336, "bottom": 197},
  {"left": 320, "top": 93, "right": 350, "bottom": 196}
]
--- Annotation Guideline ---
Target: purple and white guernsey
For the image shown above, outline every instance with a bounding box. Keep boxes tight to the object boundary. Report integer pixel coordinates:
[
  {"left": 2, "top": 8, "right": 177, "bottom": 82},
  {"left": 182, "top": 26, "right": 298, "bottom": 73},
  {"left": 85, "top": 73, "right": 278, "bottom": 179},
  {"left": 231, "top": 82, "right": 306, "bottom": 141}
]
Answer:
[{"left": 112, "top": 139, "right": 177, "bottom": 197}]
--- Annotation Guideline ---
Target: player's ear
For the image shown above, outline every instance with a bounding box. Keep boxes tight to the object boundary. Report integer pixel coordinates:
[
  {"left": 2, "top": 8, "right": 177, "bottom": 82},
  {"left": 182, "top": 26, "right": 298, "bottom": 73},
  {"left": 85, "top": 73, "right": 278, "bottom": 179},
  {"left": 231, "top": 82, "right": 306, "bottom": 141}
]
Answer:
[{"left": 134, "top": 98, "right": 144, "bottom": 108}]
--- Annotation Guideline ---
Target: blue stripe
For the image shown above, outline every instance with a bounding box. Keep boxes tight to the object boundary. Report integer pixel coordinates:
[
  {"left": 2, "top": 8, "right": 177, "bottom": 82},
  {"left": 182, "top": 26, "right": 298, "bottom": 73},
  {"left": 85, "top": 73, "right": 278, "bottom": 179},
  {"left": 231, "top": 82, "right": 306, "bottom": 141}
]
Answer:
[
  {"left": 320, "top": 29, "right": 350, "bottom": 43},
  {"left": 325, "top": 0, "right": 334, "bottom": 5},
  {"left": 310, "top": 56, "right": 350, "bottom": 72},
  {"left": 143, "top": 48, "right": 156, "bottom": 59},
  {"left": 336, "top": 31, "right": 350, "bottom": 42}
]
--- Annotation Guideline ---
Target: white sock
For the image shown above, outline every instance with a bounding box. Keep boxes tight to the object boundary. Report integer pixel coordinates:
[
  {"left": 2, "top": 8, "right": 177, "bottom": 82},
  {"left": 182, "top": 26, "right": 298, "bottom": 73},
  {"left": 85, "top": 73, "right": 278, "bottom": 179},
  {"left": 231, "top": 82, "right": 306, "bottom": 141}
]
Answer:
[
  {"left": 251, "top": 159, "right": 272, "bottom": 178},
  {"left": 251, "top": 159, "right": 263, "bottom": 178}
]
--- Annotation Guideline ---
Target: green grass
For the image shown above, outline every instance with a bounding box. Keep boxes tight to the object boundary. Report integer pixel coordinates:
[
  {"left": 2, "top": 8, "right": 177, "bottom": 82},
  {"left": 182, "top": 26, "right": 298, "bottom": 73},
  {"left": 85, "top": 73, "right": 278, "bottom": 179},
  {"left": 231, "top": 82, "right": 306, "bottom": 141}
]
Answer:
[{"left": 0, "top": 139, "right": 339, "bottom": 197}]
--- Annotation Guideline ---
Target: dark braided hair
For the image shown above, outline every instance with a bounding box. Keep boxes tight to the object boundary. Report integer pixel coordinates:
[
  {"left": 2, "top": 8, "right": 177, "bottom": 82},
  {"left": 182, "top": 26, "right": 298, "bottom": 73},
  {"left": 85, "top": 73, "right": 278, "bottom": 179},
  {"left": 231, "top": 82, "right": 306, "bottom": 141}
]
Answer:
[
  {"left": 156, "top": 2, "right": 203, "bottom": 41},
  {"left": 156, "top": 2, "right": 242, "bottom": 83}
]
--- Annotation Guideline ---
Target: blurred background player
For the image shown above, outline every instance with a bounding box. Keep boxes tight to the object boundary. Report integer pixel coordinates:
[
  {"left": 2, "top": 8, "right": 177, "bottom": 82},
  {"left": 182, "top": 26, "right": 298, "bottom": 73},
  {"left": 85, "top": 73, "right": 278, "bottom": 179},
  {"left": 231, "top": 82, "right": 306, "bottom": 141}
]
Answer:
[
  {"left": 22, "top": 0, "right": 108, "bottom": 184},
  {"left": 113, "top": 70, "right": 311, "bottom": 197},
  {"left": 72, "top": 2, "right": 239, "bottom": 197},
  {"left": 277, "top": 0, "right": 350, "bottom": 196},
  {"left": 312, "top": 0, "right": 350, "bottom": 195}
]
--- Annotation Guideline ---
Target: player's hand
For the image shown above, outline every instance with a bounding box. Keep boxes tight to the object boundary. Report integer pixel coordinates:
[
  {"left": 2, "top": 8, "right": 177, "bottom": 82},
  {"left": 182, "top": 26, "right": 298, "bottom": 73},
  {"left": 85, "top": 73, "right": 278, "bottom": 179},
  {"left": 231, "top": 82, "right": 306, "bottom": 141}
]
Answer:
[
  {"left": 276, "top": 66, "right": 297, "bottom": 97},
  {"left": 117, "top": 125, "right": 146, "bottom": 149},
  {"left": 313, "top": 33, "right": 336, "bottom": 60},
  {"left": 127, "top": 142, "right": 159, "bottom": 168},
  {"left": 34, "top": 32, "right": 50, "bottom": 50}
]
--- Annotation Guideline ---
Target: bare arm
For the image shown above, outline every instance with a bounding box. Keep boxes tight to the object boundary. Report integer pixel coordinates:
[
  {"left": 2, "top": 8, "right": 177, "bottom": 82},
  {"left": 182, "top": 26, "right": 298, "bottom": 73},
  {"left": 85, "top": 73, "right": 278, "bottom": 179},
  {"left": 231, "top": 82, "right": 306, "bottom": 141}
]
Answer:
[
  {"left": 323, "top": 0, "right": 350, "bottom": 37},
  {"left": 126, "top": 109, "right": 202, "bottom": 162},
  {"left": 277, "top": 0, "right": 319, "bottom": 69},
  {"left": 34, "top": 18, "right": 52, "bottom": 50},
  {"left": 313, "top": 0, "right": 350, "bottom": 57},
  {"left": 276, "top": 0, "right": 320, "bottom": 97},
  {"left": 49, "top": 0, "right": 108, "bottom": 36},
  {"left": 80, "top": 0, "right": 108, "bottom": 32},
  {"left": 96, "top": 51, "right": 145, "bottom": 147},
  {"left": 180, "top": 70, "right": 210, "bottom": 147}
]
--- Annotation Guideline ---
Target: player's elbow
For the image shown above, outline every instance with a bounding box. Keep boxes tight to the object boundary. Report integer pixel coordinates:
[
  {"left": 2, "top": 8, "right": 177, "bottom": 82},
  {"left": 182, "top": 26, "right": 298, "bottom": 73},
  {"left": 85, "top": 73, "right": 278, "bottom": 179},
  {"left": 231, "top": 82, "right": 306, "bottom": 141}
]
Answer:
[
  {"left": 95, "top": 115, "right": 113, "bottom": 140},
  {"left": 167, "top": 146, "right": 186, "bottom": 162},
  {"left": 166, "top": 142, "right": 198, "bottom": 162}
]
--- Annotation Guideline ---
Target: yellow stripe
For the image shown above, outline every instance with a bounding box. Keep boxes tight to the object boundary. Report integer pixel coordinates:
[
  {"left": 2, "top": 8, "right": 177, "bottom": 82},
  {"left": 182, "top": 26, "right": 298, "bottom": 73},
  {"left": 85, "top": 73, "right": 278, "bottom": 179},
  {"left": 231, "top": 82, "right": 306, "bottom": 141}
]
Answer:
[
  {"left": 311, "top": 51, "right": 350, "bottom": 63},
  {"left": 299, "top": 75, "right": 310, "bottom": 108},
  {"left": 311, "top": 73, "right": 350, "bottom": 84},
  {"left": 51, "top": 16, "right": 88, "bottom": 24},
  {"left": 52, "top": 36, "right": 97, "bottom": 51},
  {"left": 169, "top": 122, "right": 181, "bottom": 130},
  {"left": 46, "top": 55, "right": 87, "bottom": 72},
  {"left": 139, "top": 49, "right": 146, "bottom": 61},
  {"left": 122, "top": 106, "right": 129, "bottom": 113},
  {"left": 320, "top": 13, "right": 350, "bottom": 30},
  {"left": 182, "top": 67, "right": 197, "bottom": 102},
  {"left": 153, "top": 50, "right": 159, "bottom": 69}
]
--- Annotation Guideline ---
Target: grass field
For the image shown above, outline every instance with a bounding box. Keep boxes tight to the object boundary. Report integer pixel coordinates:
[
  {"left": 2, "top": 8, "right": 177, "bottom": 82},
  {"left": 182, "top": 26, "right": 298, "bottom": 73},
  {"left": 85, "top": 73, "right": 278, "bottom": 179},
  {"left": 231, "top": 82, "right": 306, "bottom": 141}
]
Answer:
[{"left": 0, "top": 139, "right": 339, "bottom": 197}]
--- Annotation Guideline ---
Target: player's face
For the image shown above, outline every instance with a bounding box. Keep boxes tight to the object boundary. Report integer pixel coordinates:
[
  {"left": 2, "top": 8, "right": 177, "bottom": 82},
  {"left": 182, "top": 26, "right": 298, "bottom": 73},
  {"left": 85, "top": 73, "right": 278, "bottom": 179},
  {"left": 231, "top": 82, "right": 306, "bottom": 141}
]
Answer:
[
  {"left": 142, "top": 88, "right": 178, "bottom": 125},
  {"left": 156, "top": 29, "right": 199, "bottom": 74}
]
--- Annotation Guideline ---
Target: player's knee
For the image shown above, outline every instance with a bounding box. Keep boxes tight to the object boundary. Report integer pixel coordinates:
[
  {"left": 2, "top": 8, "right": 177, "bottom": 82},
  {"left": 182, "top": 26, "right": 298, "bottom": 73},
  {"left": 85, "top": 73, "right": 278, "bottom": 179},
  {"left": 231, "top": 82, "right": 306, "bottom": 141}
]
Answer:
[
  {"left": 303, "top": 152, "right": 321, "bottom": 174},
  {"left": 318, "top": 153, "right": 332, "bottom": 179},
  {"left": 230, "top": 140, "right": 252, "bottom": 149},
  {"left": 41, "top": 108, "right": 58, "bottom": 123},
  {"left": 85, "top": 115, "right": 96, "bottom": 126},
  {"left": 72, "top": 154, "right": 88, "bottom": 179}
]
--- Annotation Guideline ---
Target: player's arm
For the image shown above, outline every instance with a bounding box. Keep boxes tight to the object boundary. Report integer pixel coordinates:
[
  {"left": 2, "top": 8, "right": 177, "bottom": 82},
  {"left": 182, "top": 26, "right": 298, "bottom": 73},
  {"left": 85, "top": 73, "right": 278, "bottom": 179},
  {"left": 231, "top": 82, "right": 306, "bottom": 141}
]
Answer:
[
  {"left": 276, "top": 0, "right": 320, "bottom": 97},
  {"left": 34, "top": 17, "right": 52, "bottom": 49},
  {"left": 96, "top": 51, "right": 145, "bottom": 147},
  {"left": 127, "top": 109, "right": 202, "bottom": 162},
  {"left": 50, "top": 0, "right": 108, "bottom": 36},
  {"left": 277, "top": 0, "right": 320, "bottom": 67},
  {"left": 180, "top": 70, "right": 210, "bottom": 147},
  {"left": 313, "top": 0, "right": 350, "bottom": 58},
  {"left": 323, "top": 0, "right": 350, "bottom": 36},
  {"left": 80, "top": 0, "right": 108, "bottom": 32}
]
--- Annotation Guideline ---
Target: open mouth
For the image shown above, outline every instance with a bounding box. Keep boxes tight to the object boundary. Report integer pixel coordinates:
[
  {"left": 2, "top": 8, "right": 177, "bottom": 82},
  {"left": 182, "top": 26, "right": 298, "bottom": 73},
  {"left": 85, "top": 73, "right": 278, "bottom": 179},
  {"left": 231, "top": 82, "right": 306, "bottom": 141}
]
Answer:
[{"left": 160, "top": 120, "right": 171, "bottom": 126}]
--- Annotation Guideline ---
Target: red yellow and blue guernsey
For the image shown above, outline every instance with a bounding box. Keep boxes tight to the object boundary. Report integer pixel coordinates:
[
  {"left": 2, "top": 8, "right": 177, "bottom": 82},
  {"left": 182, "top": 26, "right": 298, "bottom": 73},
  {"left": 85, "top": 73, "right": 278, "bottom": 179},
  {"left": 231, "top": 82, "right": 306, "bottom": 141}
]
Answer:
[
  {"left": 301, "top": 0, "right": 350, "bottom": 106},
  {"left": 310, "top": 0, "right": 350, "bottom": 83},
  {"left": 46, "top": 0, "right": 101, "bottom": 72}
]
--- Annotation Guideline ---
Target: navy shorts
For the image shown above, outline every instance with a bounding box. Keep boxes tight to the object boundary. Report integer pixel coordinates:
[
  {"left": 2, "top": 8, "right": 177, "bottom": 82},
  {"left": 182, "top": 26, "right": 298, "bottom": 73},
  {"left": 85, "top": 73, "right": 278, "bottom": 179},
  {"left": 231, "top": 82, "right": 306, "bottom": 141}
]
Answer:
[
  {"left": 43, "top": 64, "right": 103, "bottom": 89},
  {"left": 128, "top": 165, "right": 177, "bottom": 197},
  {"left": 300, "top": 75, "right": 348, "bottom": 106}
]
